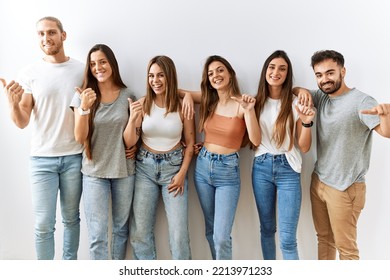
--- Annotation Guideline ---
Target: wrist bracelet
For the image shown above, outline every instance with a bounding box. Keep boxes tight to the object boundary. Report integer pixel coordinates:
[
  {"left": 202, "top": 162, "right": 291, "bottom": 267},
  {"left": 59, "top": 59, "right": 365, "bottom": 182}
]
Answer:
[{"left": 302, "top": 121, "right": 313, "bottom": 128}]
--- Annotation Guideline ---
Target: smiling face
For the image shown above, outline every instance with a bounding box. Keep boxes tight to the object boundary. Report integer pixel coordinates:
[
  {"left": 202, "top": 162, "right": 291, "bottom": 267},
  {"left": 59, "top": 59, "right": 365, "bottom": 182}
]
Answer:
[
  {"left": 266, "top": 57, "right": 288, "bottom": 88},
  {"left": 314, "top": 58, "right": 345, "bottom": 95},
  {"left": 90, "top": 50, "right": 113, "bottom": 83},
  {"left": 207, "top": 61, "right": 231, "bottom": 91},
  {"left": 148, "top": 63, "right": 166, "bottom": 95},
  {"left": 36, "top": 19, "right": 66, "bottom": 56}
]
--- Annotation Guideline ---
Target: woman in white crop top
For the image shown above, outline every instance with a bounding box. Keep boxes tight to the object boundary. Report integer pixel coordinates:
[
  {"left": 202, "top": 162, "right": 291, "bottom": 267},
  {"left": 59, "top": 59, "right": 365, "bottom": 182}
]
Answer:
[
  {"left": 123, "top": 55, "right": 195, "bottom": 260},
  {"left": 252, "top": 50, "right": 315, "bottom": 260}
]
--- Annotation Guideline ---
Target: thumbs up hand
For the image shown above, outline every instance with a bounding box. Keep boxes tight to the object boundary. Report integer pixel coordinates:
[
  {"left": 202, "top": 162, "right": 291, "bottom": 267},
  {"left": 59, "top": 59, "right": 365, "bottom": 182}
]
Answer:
[
  {"left": 3, "top": 79, "right": 24, "bottom": 107},
  {"left": 128, "top": 98, "right": 143, "bottom": 122},
  {"left": 76, "top": 87, "right": 96, "bottom": 110}
]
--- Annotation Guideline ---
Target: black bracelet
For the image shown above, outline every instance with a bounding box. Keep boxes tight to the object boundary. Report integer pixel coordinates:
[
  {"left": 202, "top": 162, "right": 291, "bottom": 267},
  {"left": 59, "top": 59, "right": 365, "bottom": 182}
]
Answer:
[{"left": 302, "top": 121, "right": 313, "bottom": 128}]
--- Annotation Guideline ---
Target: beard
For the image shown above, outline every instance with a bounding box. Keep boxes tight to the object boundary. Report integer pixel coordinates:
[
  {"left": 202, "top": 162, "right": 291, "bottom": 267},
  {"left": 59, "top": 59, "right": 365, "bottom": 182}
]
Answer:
[
  {"left": 319, "top": 74, "right": 342, "bottom": 94},
  {"left": 40, "top": 41, "right": 63, "bottom": 56}
]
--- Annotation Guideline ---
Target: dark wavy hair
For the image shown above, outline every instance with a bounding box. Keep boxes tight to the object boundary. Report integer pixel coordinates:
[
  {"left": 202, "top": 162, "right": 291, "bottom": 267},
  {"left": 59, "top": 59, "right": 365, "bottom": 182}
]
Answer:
[
  {"left": 81, "top": 44, "right": 127, "bottom": 159},
  {"left": 311, "top": 50, "right": 344, "bottom": 68}
]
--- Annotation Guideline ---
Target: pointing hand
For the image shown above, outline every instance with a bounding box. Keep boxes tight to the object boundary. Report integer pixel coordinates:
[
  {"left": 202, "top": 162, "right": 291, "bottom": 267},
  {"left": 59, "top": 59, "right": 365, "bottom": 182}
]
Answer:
[
  {"left": 361, "top": 104, "right": 390, "bottom": 116},
  {"left": 231, "top": 94, "right": 256, "bottom": 111}
]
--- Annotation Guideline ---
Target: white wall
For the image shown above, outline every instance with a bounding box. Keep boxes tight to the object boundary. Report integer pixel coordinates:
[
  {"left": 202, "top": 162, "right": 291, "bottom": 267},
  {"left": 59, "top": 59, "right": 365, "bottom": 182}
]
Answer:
[{"left": 0, "top": 0, "right": 389, "bottom": 260}]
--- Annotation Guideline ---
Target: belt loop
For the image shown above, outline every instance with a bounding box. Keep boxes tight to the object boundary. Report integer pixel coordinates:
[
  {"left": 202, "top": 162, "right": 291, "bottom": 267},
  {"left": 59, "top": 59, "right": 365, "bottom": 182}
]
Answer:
[
  {"left": 201, "top": 147, "right": 207, "bottom": 157},
  {"left": 280, "top": 154, "right": 286, "bottom": 165}
]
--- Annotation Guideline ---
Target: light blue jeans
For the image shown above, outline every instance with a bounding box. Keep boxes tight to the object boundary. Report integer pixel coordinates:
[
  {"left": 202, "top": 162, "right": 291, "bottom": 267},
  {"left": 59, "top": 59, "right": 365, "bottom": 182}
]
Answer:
[
  {"left": 130, "top": 146, "right": 191, "bottom": 260},
  {"left": 83, "top": 174, "right": 134, "bottom": 260},
  {"left": 29, "top": 154, "right": 82, "bottom": 260},
  {"left": 194, "top": 147, "right": 240, "bottom": 260},
  {"left": 252, "top": 153, "right": 301, "bottom": 260}
]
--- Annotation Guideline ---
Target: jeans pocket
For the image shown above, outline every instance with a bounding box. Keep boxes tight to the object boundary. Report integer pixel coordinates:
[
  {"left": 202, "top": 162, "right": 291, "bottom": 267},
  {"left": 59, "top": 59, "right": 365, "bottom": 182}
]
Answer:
[
  {"left": 169, "top": 151, "right": 183, "bottom": 166},
  {"left": 30, "top": 156, "right": 43, "bottom": 161},
  {"left": 136, "top": 149, "right": 147, "bottom": 163},
  {"left": 222, "top": 155, "right": 239, "bottom": 168},
  {"left": 281, "top": 156, "right": 294, "bottom": 170},
  {"left": 254, "top": 153, "right": 267, "bottom": 164}
]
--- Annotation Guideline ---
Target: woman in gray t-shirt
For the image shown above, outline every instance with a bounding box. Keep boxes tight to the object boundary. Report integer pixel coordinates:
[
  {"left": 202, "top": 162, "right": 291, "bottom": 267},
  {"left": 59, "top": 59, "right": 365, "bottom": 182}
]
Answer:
[{"left": 71, "top": 44, "right": 136, "bottom": 260}]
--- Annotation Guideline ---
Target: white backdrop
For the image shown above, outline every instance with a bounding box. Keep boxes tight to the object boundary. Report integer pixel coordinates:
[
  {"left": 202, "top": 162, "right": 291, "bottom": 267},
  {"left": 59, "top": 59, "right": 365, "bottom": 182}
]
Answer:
[{"left": 0, "top": 0, "right": 389, "bottom": 260}]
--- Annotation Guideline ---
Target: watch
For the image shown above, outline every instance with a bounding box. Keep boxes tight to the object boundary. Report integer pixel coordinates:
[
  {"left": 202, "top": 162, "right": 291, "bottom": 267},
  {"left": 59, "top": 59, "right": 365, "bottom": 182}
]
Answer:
[
  {"left": 302, "top": 121, "right": 313, "bottom": 128},
  {"left": 78, "top": 107, "right": 90, "bottom": 116}
]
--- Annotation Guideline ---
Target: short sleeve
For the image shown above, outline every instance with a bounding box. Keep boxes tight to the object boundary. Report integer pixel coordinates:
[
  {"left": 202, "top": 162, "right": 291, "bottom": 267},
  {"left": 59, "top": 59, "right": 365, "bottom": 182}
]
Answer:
[
  {"left": 17, "top": 66, "right": 33, "bottom": 95},
  {"left": 69, "top": 92, "right": 82, "bottom": 110},
  {"left": 292, "top": 97, "right": 300, "bottom": 122},
  {"left": 310, "top": 89, "right": 320, "bottom": 107},
  {"left": 358, "top": 95, "right": 380, "bottom": 130}
]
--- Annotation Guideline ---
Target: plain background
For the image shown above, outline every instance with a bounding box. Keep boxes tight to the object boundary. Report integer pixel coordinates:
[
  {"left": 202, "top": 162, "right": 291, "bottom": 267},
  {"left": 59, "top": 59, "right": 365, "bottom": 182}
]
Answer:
[{"left": 0, "top": 0, "right": 389, "bottom": 260}]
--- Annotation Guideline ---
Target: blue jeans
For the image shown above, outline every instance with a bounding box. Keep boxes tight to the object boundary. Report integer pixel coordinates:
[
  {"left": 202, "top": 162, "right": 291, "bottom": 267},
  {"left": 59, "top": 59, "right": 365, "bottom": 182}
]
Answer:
[
  {"left": 194, "top": 147, "right": 240, "bottom": 260},
  {"left": 83, "top": 174, "right": 135, "bottom": 260},
  {"left": 130, "top": 146, "right": 191, "bottom": 260},
  {"left": 252, "top": 153, "right": 301, "bottom": 260},
  {"left": 29, "top": 154, "right": 82, "bottom": 260}
]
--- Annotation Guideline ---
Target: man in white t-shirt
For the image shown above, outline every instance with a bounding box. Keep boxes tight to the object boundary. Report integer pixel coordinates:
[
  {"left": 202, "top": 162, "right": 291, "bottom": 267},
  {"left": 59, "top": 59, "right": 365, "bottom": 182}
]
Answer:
[{"left": 3, "top": 17, "right": 84, "bottom": 259}]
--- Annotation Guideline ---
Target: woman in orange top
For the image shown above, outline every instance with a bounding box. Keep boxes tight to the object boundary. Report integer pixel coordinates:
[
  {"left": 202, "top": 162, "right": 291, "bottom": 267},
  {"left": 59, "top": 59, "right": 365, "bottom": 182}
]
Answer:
[{"left": 183, "top": 55, "right": 260, "bottom": 259}]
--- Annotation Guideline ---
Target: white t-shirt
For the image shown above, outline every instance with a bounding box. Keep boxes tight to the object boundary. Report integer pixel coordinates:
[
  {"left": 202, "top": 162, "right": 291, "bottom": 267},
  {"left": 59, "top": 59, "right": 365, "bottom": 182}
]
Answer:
[
  {"left": 18, "top": 58, "right": 84, "bottom": 156},
  {"left": 254, "top": 97, "right": 302, "bottom": 173}
]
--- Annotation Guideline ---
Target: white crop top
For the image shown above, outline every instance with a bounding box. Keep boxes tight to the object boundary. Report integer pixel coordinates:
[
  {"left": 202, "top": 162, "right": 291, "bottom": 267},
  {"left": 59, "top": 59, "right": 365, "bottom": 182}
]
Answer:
[{"left": 141, "top": 102, "right": 183, "bottom": 151}]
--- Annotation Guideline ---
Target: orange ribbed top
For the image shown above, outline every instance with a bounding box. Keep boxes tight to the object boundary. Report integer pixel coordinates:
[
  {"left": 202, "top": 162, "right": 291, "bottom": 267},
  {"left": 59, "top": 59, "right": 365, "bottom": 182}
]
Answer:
[{"left": 204, "top": 113, "right": 246, "bottom": 150}]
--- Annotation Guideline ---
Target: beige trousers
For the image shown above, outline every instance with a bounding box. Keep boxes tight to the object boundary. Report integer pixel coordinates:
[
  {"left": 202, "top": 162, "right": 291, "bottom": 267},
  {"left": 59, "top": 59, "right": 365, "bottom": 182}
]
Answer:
[{"left": 310, "top": 173, "right": 366, "bottom": 260}]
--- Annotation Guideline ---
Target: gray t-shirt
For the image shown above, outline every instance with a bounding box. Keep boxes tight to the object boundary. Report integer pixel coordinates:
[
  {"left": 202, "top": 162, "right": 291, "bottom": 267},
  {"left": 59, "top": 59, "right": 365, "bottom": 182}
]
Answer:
[
  {"left": 70, "top": 88, "right": 135, "bottom": 178},
  {"left": 311, "top": 88, "right": 380, "bottom": 191}
]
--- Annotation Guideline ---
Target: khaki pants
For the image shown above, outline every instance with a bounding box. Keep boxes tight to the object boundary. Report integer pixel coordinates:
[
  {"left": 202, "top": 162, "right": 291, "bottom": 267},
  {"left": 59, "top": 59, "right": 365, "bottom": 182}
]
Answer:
[{"left": 310, "top": 173, "right": 366, "bottom": 260}]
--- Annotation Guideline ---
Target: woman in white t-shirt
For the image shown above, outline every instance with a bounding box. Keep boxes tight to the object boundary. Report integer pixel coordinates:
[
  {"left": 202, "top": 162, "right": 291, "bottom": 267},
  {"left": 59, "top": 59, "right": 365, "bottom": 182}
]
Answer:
[
  {"left": 252, "top": 50, "right": 315, "bottom": 260},
  {"left": 124, "top": 55, "right": 195, "bottom": 260}
]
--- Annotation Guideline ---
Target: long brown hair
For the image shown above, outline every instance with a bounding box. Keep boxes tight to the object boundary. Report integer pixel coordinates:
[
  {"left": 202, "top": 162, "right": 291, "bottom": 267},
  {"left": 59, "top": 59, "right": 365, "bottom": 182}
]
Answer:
[
  {"left": 254, "top": 50, "right": 294, "bottom": 150},
  {"left": 198, "top": 55, "right": 241, "bottom": 132},
  {"left": 81, "top": 44, "right": 127, "bottom": 159},
  {"left": 143, "top": 55, "right": 180, "bottom": 116}
]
